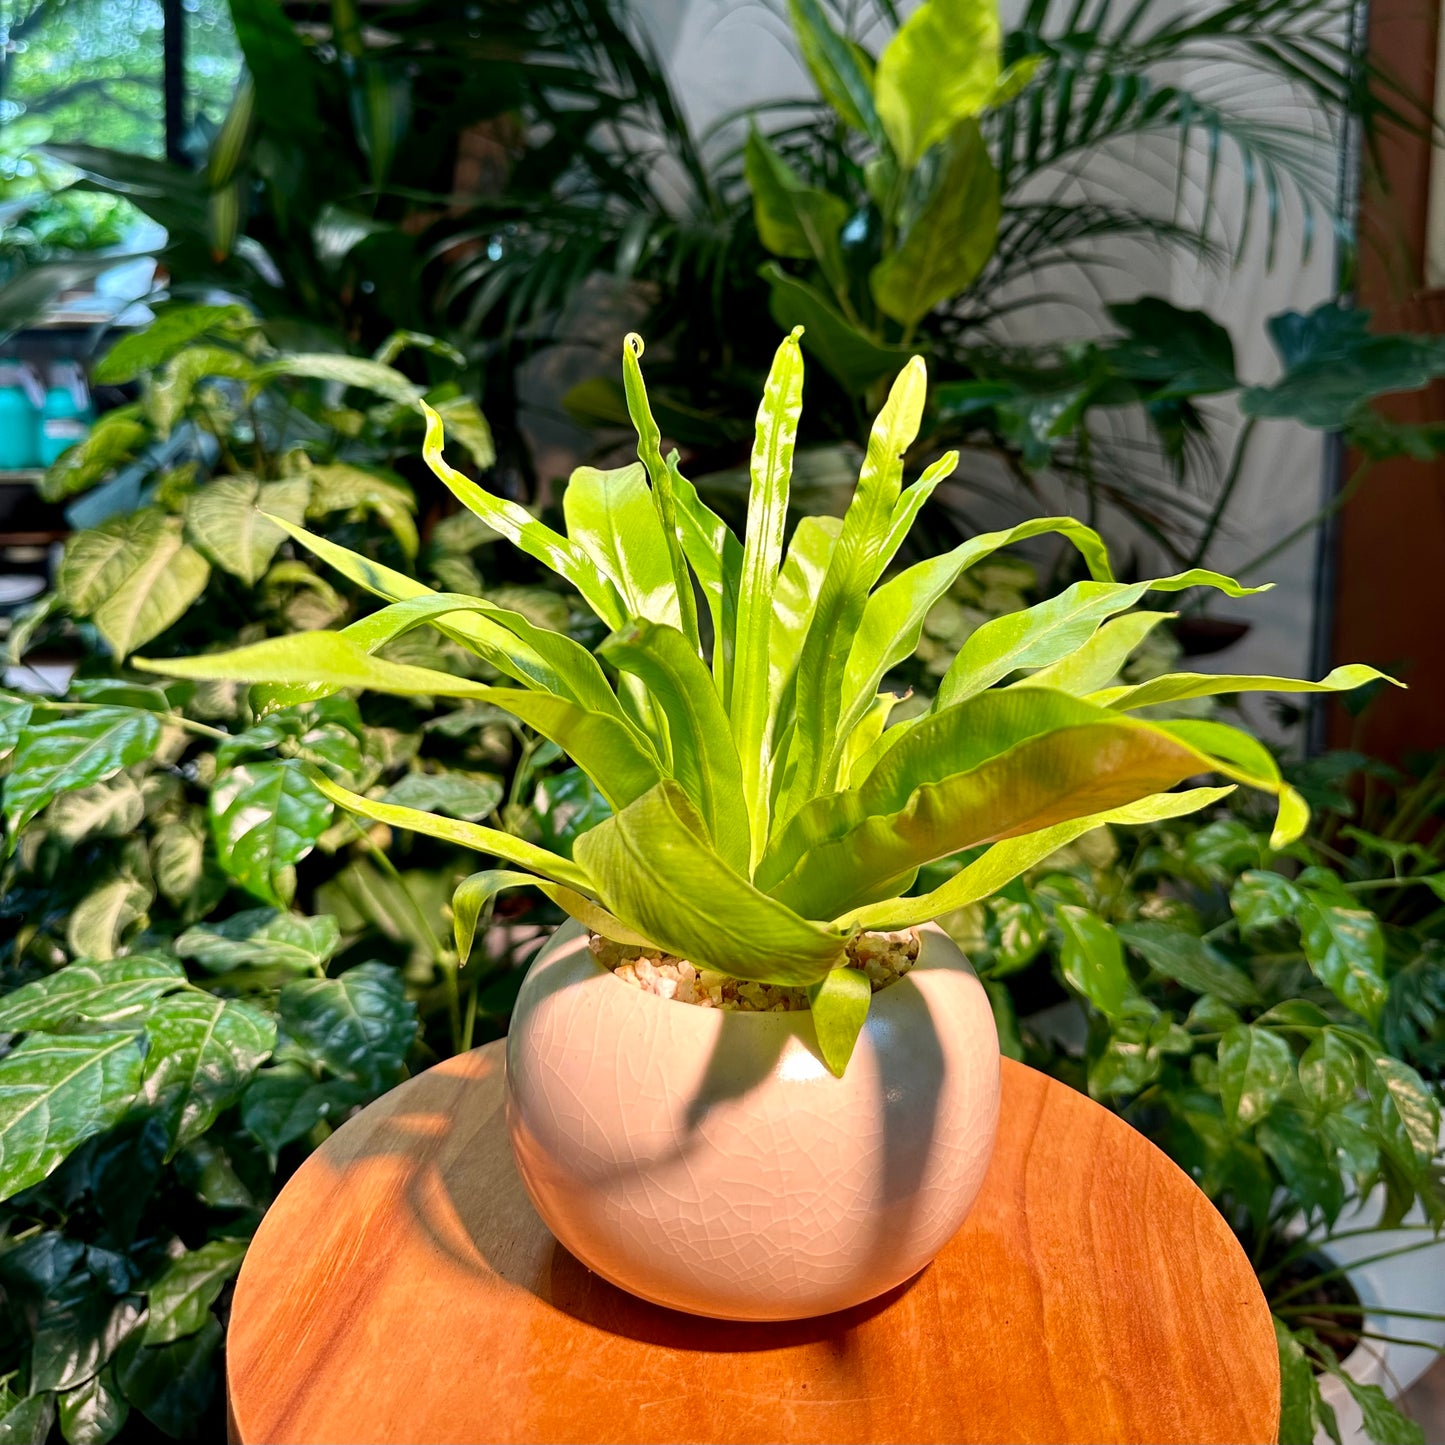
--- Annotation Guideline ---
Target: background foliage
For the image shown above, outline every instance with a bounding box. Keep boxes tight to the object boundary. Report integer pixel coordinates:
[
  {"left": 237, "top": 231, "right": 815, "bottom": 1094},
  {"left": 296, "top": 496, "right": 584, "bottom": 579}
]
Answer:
[{"left": 0, "top": 0, "right": 1441, "bottom": 1441}]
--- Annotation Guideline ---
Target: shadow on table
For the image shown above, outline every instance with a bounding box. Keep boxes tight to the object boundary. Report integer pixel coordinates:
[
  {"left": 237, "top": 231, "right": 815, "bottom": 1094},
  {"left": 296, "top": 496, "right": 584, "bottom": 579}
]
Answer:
[{"left": 317, "top": 961, "right": 949, "bottom": 1355}]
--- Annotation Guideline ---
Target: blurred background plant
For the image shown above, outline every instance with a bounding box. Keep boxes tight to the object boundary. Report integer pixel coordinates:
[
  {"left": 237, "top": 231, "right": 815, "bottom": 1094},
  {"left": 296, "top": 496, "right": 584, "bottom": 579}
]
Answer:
[{"left": 0, "top": 0, "right": 1441, "bottom": 1440}]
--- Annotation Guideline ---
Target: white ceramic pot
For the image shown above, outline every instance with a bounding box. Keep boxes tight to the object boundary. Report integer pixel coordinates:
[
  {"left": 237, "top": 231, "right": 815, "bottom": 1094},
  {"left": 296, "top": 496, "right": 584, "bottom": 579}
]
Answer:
[{"left": 505, "top": 920, "right": 1001, "bottom": 1320}]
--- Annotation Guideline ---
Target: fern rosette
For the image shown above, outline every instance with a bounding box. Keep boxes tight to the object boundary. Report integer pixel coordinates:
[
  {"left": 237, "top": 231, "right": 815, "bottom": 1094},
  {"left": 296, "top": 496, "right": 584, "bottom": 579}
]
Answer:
[{"left": 142, "top": 330, "right": 1392, "bottom": 1074}]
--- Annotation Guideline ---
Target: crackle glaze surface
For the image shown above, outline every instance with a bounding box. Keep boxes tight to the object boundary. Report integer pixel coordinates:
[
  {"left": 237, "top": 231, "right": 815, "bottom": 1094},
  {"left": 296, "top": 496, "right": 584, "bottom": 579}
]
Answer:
[{"left": 504, "top": 921, "right": 1001, "bottom": 1320}]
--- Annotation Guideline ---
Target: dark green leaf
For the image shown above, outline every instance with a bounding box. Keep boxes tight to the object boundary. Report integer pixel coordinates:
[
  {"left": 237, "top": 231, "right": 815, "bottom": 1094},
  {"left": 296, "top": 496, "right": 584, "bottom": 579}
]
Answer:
[
  {"left": 0, "top": 1391, "right": 55, "bottom": 1445},
  {"left": 1274, "top": 1317, "right": 1317, "bottom": 1445},
  {"left": 1057, "top": 905, "right": 1137, "bottom": 1018},
  {"left": 278, "top": 962, "right": 415, "bottom": 1094},
  {"left": 1243, "top": 303, "right": 1445, "bottom": 428},
  {"left": 1231, "top": 869, "right": 1303, "bottom": 932},
  {"left": 31, "top": 1272, "right": 142, "bottom": 1394},
  {"left": 1297, "top": 1031, "right": 1358, "bottom": 1113},
  {"left": 1299, "top": 888, "right": 1387, "bottom": 1026},
  {"left": 0, "top": 1034, "right": 146, "bottom": 1202},
  {"left": 240, "top": 1064, "right": 363, "bottom": 1154},
  {"left": 1116, "top": 921, "right": 1259, "bottom": 1006},
  {"left": 114, "top": 1315, "right": 221, "bottom": 1439},
  {"left": 1334, "top": 1373, "right": 1425, "bottom": 1445},
  {"left": 1258, "top": 1109, "right": 1344, "bottom": 1223},
  {"left": 209, "top": 761, "right": 333, "bottom": 907},
  {"left": 140, "top": 996, "right": 276, "bottom": 1151}
]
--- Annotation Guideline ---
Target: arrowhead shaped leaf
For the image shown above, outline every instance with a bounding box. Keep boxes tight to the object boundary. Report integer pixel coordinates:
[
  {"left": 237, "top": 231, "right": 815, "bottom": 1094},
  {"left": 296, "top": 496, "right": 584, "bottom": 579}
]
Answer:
[
  {"left": 209, "top": 760, "right": 332, "bottom": 906},
  {"left": 185, "top": 475, "right": 309, "bottom": 585},
  {"left": 1217, "top": 1024, "right": 1294, "bottom": 1129}
]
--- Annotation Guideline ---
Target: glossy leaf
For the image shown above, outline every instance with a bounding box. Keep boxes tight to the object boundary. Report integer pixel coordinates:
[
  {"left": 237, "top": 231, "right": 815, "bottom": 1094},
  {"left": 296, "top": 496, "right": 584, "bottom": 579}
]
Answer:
[
  {"left": 935, "top": 571, "right": 1268, "bottom": 711},
  {"left": 240, "top": 1065, "right": 362, "bottom": 1155},
  {"left": 1116, "top": 922, "right": 1260, "bottom": 1007},
  {"left": 808, "top": 966, "right": 872, "bottom": 1077},
  {"left": 842, "top": 786, "right": 1234, "bottom": 930},
  {"left": 835, "top": 516, "right": 1113, "bottom": 748},
  {"left": 563, "top": 461, "right": 680, "bottom": 630},
  {"left": 1018, "top": 611, "right": 1173, "bottom": 695},
  {"left": 875, "top": 0, "right": 1001, "bottom": 168},
  {"left": 30, "top": 1274, "right": 142, "bottom": 1394},
  {"left": 1231, "top": 869, "right": 1303, "bottom": 932},
  {"left": 0, "top": 1392, "right": 55, "bottom": 1445},
  {"left": 144, "top": 1240, "right": 247, "bottom": 1345},
  {"left": 731, "top": 329, "right": 805, "bottom": 866},
  {"left": 1365, "top": 1054, "right": 1439, "bottom": 1170},
  {"left": 3, "top": 707, "right": 162, "bottom": 838},
  {"left": 1217, "top": 1024, "right": 1294, "bottom": 1128},
  {"left": 174, "top": 910, "right": 340, "bottom": 976},
  {"left": 573, "top": 783, "right": 851, "bottom": 985},
  {"left": 668, "top": 458, "right": 743, "bottom": 701},
  {"left": 185, "top": 476, "right": 310, "bottom": 586},
  {"left": 0, "top": 1033, "right": 146, "bottom": 1202},
  {"left": 114, "top": 1314, "right": 221, "bottom": 1439},
  {"left": 65, "top": 876, "right": 152, "bottom": 962},
  {"left": 1092, "top": 662, "right": 1398, "bottom": 712},
  {"left": 58, "top": 1364, "right": 129, "bottom": 1445},
  {"left": 768, "top": 515, "right": 842, "bottom": 743},
  {"left": 870, "top": 122, "right": 999, "bottom": 326},
  {"left": 619, "top": 337, "right": 700, "bottom": 652},
  {"left": 140, "top": 995, "right": 275, "bottom": 1150},
  {"left": 763, "top": 691, "right": 1228, "bottom": 919},
  {"left": 1297, "top": 1031, "right": 1358, "bottom": 1113},
  {"left": 1057, "top": 906, "right": 1136, "bottom": 1018},
  {"left": 600, "top": 621, "right": 750, "bottom": 870},
  {"left": 1298, "top": 888, "right": 1387, "bottom": 1026},
  {"left": 780, "top": 359, "right": 926, "bottom": 816},
  {"left": 279, "top": 963, "right": 414, "bottom": 1094},
  {"left": 0, "top": 957, "right": 186, "bottom": 1032},
  {"left": 209, "top": 761, "right": 332, "bottom": 907}
]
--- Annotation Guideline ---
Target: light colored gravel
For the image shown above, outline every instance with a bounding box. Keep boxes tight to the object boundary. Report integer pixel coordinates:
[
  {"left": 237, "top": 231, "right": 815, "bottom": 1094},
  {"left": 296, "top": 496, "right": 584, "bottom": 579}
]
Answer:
[{"left": 589, "top": 930, "right": 920, "bottom": 1010}]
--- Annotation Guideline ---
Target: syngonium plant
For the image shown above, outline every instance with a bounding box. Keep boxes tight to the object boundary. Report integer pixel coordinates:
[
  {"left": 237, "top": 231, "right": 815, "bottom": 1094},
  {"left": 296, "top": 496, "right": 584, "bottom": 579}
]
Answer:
[{"left": 140, "top": 330, "right": 1393, "bottom": 1074}]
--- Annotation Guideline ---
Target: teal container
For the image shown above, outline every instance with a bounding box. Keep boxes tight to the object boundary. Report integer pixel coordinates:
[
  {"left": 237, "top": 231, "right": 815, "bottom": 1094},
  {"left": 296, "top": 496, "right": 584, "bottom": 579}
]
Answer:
[
  {"left": 37, "top": 361, "right": 94, "bottom": 467},
  {"left": 0, "top": 363, "right": 41, "bottom": 470}
]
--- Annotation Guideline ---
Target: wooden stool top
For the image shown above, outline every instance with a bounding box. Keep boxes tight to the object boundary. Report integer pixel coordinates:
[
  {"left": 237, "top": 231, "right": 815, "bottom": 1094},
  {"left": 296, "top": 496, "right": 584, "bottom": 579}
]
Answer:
[{"left": 227, "top": 1042, "right": 1279, "bottom": 1445}]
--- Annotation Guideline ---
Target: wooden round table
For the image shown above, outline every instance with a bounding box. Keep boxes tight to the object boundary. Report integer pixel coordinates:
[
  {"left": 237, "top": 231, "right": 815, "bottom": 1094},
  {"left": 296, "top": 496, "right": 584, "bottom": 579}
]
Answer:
[{"left": 227, "top": 1042, "right": 1279, "bottom": 1444}]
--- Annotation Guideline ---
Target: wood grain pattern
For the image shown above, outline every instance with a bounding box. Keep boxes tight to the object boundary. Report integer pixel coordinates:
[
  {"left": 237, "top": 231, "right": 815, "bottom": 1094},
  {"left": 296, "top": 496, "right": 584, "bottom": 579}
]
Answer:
[{"left": 227, "top": 1044, "right": 1279, "bottom": 1445}]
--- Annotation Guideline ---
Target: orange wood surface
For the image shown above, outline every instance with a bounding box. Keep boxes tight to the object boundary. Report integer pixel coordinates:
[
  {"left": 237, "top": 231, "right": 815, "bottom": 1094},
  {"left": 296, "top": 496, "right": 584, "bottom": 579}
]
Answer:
[{"left": 226, "top": 1044, "right": 1279, "bottom": 1445}]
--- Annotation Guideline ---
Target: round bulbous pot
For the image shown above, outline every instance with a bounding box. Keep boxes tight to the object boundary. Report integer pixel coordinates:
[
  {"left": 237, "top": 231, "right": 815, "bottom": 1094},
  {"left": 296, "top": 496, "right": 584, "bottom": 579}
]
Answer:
[{"left": 504, "top": 920, "right": 1001, "bottom": 1321}]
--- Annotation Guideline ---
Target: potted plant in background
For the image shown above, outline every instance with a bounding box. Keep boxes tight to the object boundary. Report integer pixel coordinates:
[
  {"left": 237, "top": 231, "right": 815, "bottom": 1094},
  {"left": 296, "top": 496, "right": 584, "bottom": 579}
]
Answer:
[{"left": 141, "top": 327, "right": 1389, "bottom": 1321}]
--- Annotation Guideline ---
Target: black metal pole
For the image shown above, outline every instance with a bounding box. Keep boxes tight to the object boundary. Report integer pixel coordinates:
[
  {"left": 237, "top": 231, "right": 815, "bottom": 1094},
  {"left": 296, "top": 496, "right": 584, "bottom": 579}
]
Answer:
[{"left": 162, "top": 0, "right": 186, "bottom": 163}]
